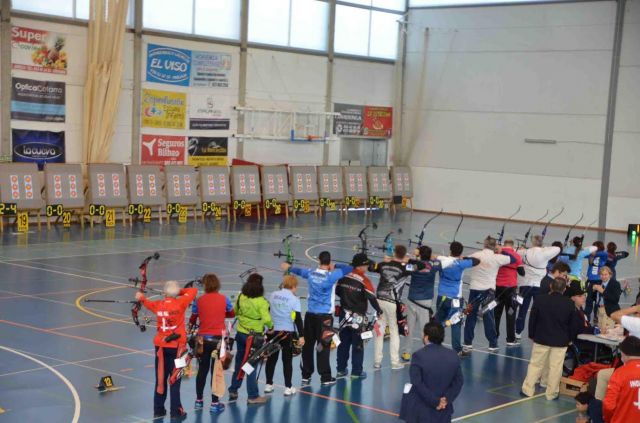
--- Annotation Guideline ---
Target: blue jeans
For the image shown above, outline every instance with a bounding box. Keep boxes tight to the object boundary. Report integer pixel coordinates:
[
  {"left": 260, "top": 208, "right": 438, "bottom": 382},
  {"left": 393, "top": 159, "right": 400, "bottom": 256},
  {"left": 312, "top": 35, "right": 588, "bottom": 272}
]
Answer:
[
  {"left": 153, "top": 346, "right": 182, "bottom": 416},
  {"left": 463, "top": 289, "right": 497, "bottom": 348},
  {"left": 516, "top": 286, "right": 540, "bottom": 335},
  {"left": 435, "top": 296, "right": 462, "bottom": 353},
  {"left": 336, "top": 326, "right": 365, "bottom": 375},
  {"left": 228, "top": 332, "right": 259, "bottom": 399}
]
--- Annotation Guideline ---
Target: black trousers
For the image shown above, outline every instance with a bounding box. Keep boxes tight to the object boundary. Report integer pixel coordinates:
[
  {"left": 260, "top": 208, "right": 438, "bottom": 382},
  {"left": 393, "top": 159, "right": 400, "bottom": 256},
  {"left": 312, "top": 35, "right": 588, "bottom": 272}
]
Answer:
[
  {"left": 265, "top": 332, "right": 294, "bottom": 388},
  {"left": 585, "top": 280, "right": 601, "bottom": 320},
  {"left": 302, "top": 312, "right": 333, "bottom": 382},
  {"left": 494, "top": 286, "right": 517, "bottom": 343},
  {"left": 195, "top": 338, "right": 220, "bottom": 403}
]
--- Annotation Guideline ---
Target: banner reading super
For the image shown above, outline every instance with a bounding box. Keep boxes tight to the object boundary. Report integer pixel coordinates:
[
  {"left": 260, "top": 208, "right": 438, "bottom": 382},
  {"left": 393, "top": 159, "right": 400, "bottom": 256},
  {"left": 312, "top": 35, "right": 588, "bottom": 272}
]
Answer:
[{"left": 11, "top": 26, "right": 68, "bottom": 74}]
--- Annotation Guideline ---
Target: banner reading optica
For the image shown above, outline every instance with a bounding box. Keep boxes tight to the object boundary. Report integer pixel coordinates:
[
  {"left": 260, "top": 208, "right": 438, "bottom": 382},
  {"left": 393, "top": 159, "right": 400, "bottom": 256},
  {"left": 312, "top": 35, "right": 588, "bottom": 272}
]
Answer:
[
  {"left": 187, "top": 137, "right": 228, "bottom": 166},
  {"left": 140, "top": 134, "right": 186, "bottom": 166},
  {"left": 11, "top": 77, "right": 65, "bottom": 122},
  {"left": 141, "top": 89, "right": 187, "bottom": 129},
  {"left": 146, "top": 43, "right": 192, "bottom": 86},
  {"left": 12, "top": 129, "right": 65, "bottom": 170},
  {"left": 11, "top": 26, "right": 68, "bottom": 74}
]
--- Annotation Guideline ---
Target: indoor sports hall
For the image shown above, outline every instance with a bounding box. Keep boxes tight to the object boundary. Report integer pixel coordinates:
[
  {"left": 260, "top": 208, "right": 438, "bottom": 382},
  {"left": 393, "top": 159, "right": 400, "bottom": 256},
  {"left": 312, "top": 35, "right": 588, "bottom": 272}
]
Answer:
[{"left": 1, "top": 1, "right": 639, "bottom": 423}]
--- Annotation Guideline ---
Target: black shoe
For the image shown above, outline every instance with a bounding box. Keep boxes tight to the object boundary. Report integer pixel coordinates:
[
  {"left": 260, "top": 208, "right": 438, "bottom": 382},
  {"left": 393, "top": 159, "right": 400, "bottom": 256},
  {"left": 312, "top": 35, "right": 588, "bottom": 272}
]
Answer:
[
  {"left": 170, "top": 407, "right": 187, "bottom": 420},
  {"left": 228, "top": 391, "right": 239, "bottom": 401},
  {"left": 153, "top": 408, "right": 166, "bottom": 418},
  {"left": 321, "top": 377, "right": 337, "bottom": 386}
]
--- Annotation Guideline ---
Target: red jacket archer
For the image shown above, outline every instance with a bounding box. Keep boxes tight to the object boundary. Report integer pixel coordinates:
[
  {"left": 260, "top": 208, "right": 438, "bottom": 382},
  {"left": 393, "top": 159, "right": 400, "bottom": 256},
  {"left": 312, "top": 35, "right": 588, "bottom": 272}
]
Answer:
[
  {"left": 141, "top": 287, "right": 197, "bottom": 348},
  {"left": 603, "top": 358, "right": 640, "bottom": 423}
]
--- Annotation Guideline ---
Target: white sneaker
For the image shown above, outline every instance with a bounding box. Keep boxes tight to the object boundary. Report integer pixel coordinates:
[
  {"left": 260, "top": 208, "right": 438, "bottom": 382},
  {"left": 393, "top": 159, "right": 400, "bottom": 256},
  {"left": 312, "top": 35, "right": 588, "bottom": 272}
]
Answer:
[
  {"left": 373, "top": 363, "right": 382, "bottom": 369},
  {"left": 391, "top": 364, "right": 404, "bottom": 370},
  {"left": 462, "top": 344, "right": 473, "bottom": 351},
  {"left": 515, "top": 332, "right": 522, "bottom": 339},
  {"left": 284, "top": 387, "right": 296, "bottom": 396},
  {"left": 264, "top": 384, "right": 274, "bottom": 394}
]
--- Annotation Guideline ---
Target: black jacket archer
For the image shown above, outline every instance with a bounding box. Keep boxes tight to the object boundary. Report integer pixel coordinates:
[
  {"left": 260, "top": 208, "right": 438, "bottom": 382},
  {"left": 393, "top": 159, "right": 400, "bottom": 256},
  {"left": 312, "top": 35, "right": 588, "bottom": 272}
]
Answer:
[{"left": 336, "top": 272, "right": 382, "bottom": 316}]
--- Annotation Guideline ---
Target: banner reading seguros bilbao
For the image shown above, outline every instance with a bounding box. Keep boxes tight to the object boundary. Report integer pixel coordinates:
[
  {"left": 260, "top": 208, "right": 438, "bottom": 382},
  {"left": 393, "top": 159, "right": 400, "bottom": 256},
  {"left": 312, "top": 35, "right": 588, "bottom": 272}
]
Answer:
[
  {"left": 141, "top": 89, "right": 186, "bottom": 129},
  {"left": 140, "top": 134, "right": 186, "bottom": 166},
  {"left": 11, "top": 26, "right": 68, "bottom": 74},
  {"left": 11, "top": 77, "right": 65, "bottom": 122},
  {"left": 12, "top": 129, "right": 65, "bottom": 170},
  {"left": 146, "top": 43, "right": 191, "bottom": 86},
  {"left": 187, "top": 137, "right": 228, "bottom": 166}
]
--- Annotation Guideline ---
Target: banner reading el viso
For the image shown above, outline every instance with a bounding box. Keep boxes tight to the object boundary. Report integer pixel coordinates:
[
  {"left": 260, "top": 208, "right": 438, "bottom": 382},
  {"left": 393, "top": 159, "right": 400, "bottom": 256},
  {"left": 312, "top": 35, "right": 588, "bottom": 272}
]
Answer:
[{"left": 141, "top": 89, "right": 186, "bottom": 129}]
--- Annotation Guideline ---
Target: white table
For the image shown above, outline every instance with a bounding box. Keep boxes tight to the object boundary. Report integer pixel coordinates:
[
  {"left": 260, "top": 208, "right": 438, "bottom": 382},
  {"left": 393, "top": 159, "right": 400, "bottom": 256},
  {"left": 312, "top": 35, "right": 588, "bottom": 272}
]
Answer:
[{"left": 577, "top": 333, "right": 622, "bottom": 361}]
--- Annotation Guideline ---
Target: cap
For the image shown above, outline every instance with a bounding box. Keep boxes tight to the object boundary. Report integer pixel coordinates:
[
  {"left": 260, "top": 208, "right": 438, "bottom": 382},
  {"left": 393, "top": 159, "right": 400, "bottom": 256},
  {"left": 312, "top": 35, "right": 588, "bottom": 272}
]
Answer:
[
  {"left": 352, "top": 253, "right": 371, "bottom": 267},
  {"left": 564, "top": 280, "right": 586, "bottom": 297}
]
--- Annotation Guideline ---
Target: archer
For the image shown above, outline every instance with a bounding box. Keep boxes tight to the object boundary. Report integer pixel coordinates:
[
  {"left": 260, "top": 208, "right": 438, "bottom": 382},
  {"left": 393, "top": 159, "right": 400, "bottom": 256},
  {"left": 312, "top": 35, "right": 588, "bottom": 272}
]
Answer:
[{"left": 135, "top": 280, "right": 197, "bottom": 420}]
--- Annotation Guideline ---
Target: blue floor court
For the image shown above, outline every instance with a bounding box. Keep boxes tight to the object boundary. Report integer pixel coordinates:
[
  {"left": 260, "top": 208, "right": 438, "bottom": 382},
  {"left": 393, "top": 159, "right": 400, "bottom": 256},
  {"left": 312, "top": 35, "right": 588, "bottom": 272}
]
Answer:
[{"left": 1, "top": 210, "right": 638, "bottom": 422}]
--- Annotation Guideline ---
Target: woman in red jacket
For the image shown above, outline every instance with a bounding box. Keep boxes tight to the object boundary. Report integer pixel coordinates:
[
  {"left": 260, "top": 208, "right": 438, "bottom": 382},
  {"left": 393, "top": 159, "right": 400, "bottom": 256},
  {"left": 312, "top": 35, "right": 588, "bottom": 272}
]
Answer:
[
  {"left": 603, "top": 336, "right": 640, "bottom": 423},
  {"left": 137, "top": 280, "right": 197, "bottom": 420},
  {"left": 190, "top": 274, "right": 235, "bottom": 414}
]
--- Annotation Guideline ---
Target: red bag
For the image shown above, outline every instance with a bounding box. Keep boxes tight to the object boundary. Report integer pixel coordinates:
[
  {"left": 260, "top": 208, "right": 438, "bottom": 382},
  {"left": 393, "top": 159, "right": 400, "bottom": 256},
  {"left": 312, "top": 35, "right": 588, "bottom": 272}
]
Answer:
[{"left": 570, "top": 362, "right": 611, "bottom": 382}]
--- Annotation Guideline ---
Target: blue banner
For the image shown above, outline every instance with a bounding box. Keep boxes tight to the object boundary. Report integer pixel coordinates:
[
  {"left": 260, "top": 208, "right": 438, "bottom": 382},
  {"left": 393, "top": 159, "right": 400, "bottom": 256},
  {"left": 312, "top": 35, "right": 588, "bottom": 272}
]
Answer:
[
  {"left": 146, "top": 43, "right": 191, "bottom": 86},
  {"left": 12, "top": 129, "right": 65, "bottom": 170}
]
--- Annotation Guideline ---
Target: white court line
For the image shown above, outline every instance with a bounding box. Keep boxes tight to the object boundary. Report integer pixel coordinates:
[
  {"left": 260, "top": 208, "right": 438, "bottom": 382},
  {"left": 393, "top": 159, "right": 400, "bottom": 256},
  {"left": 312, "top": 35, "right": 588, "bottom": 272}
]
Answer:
[
  {"left": 532, "top": 409, "right": 576, "bottom": 422},
  {"left": 0, "top": 345, "right": 81, "bottom": 423}
]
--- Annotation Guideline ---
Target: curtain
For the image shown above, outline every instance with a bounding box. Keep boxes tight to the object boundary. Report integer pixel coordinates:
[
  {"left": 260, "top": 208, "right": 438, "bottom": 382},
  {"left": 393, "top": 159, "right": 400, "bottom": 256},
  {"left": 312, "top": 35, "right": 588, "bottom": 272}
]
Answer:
[{"left": 82, "top": 0, "right": 129, "bottom": 164}]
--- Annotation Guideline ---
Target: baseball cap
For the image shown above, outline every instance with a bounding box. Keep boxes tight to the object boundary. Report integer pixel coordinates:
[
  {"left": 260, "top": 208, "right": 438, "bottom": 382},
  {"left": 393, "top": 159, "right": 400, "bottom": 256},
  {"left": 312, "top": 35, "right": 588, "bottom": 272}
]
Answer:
[{"left": 352, "top": 253, "right": 371, "bottom": 267}]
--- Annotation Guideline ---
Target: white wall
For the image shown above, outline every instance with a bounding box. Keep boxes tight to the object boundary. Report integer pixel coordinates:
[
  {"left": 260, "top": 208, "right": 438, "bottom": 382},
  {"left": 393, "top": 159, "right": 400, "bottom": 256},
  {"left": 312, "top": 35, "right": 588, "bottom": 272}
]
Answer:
[
  {"left": 607, "top": 0, "right": 640, "bottom": 229},
  {"left": 404, "top": 1, "right": 617, "bottom": 226}
]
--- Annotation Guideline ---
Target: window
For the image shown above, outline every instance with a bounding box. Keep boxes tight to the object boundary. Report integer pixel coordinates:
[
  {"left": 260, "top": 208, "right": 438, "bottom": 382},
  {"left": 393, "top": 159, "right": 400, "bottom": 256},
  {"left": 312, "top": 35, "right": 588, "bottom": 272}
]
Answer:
[
  {"left": 369, "top": 10, "right": 399, "bottom": 59},
  {"left": 194, "top": 0, "right": 241, "bottom": 40},
  {"left": 248, "top": 0, "right": 290, "bottom": 46},
  {"left": 335, "top": 4, "right": 400, "bottom": 59},
  {"left": 290, "top": 0, "right": 328, "bottom": 51},
  {"left": 143, "top": 0, "right": 193, "bottom": 33},
  {"left": 335, "top": 4, "right": 370, "bottom": 56},
  {"left": 410, "top": 0, "right": 564, "bottom": 6},
  {"left": 76, "top": 0, "right": 135, "bottom": 26},
  {"left": 12, "top": 0, "right": 74, "bottom": 17},
  {"left": 248, "top": 0, "right": 329, "bottom": 51},
  {"left": 339, "top": 0, "right": 407, "bottom": 11}
]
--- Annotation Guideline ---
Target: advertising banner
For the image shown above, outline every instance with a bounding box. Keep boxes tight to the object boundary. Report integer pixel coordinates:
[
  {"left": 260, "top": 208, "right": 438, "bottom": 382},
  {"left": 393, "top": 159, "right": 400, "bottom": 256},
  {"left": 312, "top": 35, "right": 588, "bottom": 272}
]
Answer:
[
  {"left": 363, "top": 106, "right": 393, "bottom": 138},
  {"left": 333, "top": 103, "right": 363, "bottom": 136},
  {"left": 189, "top": 94, "right": 230, "bottom": 130},
  {"left": 146, "top": 43, "right": 192, "bottom": 86},
  {"left": 187, "top": 137, "right": 228, "bottom": 166},
  {"left": 140, "top": 134, "right": 185, "bottom": 166},
  {"left": 11, "top": 77, "right": 65, "bottom": 122},
  {"left": 11, "top": 26, "right": 68, "bottom": 74},
  {"left": 333, "top": 103, "right": 392, "bottom": 138},
  {"left": 141, "top": 89, "right": 186, "bottom": 129},
  {"left": 191, "top": 51, "right": 232, "bottom": 88},
  {"left": 12, "top": 129, "right": 65, "bottom": 170}
]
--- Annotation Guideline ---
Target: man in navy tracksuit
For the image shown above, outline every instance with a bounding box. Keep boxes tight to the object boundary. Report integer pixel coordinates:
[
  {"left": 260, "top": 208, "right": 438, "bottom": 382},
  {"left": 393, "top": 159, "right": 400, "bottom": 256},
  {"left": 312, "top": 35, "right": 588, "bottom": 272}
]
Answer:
[
  {"left": 401, "top": 245, "right": 452, "bottom": 361},
  {"left": 435, "top": 242, "right": 480, "bottom": 357},
  {"left": 283, "top": 251, "right": 352, "bottom": 386}
]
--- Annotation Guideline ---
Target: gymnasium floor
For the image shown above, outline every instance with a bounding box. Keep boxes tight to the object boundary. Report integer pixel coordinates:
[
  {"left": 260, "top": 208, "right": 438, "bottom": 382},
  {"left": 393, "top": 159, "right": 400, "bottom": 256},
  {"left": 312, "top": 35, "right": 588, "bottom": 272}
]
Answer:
[{"left": 0, "top": 210, "right": 638, "bottom": 422}]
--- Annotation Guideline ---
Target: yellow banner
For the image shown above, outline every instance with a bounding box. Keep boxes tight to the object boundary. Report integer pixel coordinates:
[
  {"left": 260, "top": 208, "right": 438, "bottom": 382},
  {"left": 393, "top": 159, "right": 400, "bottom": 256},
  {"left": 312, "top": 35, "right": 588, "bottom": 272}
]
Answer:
[
  {"left": 187, "top": 156, "right": 228, "bottom": 166},
  {"left": 141, "top": 89, "right": 186, "bottom": 129}
]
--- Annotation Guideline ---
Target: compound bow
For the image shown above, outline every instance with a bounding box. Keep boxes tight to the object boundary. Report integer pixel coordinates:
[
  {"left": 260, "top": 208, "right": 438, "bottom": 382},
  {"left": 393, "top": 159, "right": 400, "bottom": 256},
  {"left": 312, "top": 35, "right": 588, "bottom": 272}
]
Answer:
[
  {"left": 409, "top": 209, "right": 443, "bottom": 248},
  {"left": 130, "top": 252, "right": 160, "bottom": 332},
  {"left": 563, "top": 213, "right": 584, "bottom": 248},
  {"left": 355, "top": 223, "right": 378, "bottom": 255},
  {"left": 273, "top": 234, "right": 302, "bottom": 273}
]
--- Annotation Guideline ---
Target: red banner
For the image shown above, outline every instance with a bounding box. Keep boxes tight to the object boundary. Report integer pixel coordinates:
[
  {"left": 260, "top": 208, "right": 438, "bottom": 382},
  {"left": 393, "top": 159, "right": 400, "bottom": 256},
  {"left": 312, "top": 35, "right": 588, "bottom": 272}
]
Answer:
[
  {"left": 140, "top": 134, "right": 185, "bottom": 165},
  {"left": 362, "top": 106, "right": 392, "bottom": 138}
]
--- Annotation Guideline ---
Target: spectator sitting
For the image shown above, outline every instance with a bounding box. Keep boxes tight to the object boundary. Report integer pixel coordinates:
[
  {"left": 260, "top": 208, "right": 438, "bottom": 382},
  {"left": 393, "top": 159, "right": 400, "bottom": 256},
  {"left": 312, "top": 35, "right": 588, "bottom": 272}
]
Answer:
[{"left": 575, "top": 391, "right": 603, "bottom": 423}]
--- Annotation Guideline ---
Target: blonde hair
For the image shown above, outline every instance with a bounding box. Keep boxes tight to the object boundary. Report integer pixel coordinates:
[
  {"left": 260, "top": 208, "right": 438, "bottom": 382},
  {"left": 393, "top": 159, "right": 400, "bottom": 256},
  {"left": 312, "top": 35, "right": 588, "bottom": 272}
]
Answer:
[
  {"left": 599, "top": 266, "right": 613, "bottom": 276},
  {"left": 282, "top": 275, "right": 298, "bottom": 290}
]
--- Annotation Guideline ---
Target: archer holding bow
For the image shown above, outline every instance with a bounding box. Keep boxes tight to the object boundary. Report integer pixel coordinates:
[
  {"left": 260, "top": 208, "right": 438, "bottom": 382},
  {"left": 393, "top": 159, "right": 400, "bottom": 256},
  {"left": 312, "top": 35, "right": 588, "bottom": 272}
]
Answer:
[{"left": 135, "top": 280, "right": 197, "bottom": 420}]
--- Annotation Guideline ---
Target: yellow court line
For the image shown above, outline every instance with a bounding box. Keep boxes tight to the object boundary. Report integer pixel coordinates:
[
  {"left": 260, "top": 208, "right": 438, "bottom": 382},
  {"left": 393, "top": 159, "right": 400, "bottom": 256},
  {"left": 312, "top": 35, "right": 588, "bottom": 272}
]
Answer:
[
  {"left": 452, "top": 393, "right": 545, "bottom": 421},
  {"left": 75, "top": 286, "right": 135, "bottom": 325}
]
